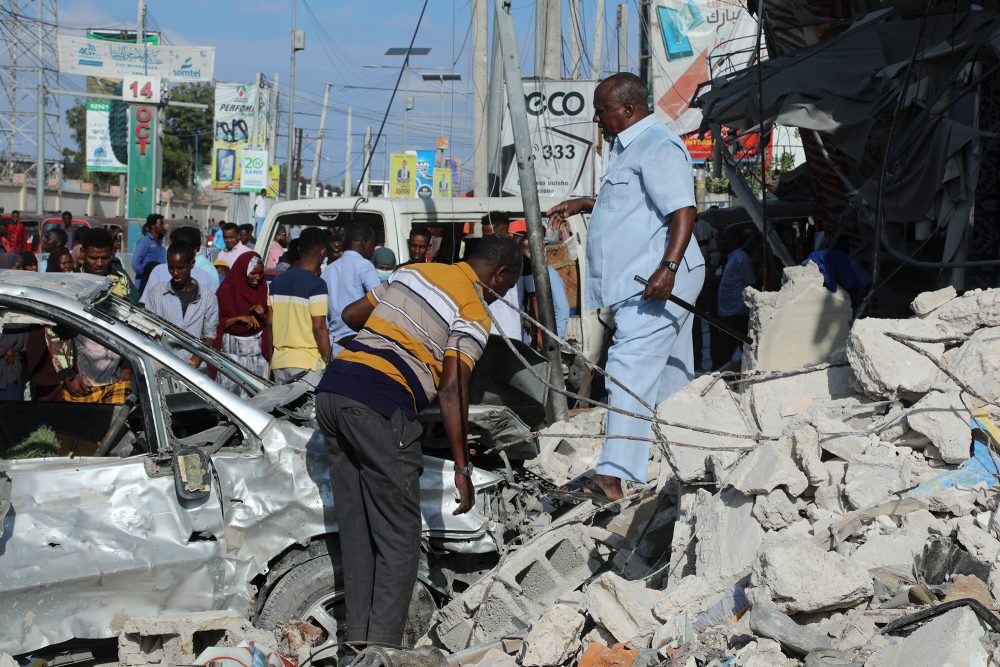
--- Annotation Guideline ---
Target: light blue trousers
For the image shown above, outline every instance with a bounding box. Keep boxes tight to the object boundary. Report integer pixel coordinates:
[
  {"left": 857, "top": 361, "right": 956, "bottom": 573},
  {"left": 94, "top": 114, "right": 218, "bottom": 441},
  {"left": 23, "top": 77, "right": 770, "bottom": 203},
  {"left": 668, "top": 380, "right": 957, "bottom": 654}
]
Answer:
[{"left": 596, "top": 263, "right": 705, "bottom": 483}]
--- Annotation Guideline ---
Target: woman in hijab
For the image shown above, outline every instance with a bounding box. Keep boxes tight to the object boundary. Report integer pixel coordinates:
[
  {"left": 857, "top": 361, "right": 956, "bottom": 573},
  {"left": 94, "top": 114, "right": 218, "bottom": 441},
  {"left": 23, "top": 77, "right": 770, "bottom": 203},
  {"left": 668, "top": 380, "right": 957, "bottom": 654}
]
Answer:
[
  {"left": 214, "top": 252, "right": 270, "bottom": 394},
  {"left": 46, "top": 245, "right": 74, "bottom": 272},
  {"left": 372, "top": 247, "right": 397, "bottom": 283}
]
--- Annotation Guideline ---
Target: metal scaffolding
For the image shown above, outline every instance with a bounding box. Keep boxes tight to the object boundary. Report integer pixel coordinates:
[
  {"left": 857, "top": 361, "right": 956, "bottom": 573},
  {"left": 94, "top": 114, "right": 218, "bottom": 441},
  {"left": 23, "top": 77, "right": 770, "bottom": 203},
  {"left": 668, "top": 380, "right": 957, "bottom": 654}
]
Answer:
[{"left": 0, "top": 0, "right": 62, "bottom": 183}]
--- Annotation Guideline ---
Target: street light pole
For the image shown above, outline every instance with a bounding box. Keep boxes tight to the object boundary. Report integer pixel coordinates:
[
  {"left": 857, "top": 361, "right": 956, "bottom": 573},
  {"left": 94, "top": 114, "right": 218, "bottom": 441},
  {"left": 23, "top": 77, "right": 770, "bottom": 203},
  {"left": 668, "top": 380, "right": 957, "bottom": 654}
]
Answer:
[{"left": 286, "top": 0, "right": 304, "bottom": 201}]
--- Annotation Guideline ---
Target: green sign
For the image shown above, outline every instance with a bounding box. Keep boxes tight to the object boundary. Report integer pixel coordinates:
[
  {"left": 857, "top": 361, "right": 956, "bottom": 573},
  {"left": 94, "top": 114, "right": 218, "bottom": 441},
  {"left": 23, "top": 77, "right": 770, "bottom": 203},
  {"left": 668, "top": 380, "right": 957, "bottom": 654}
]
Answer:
[{"left": 127, "top": 105, "right": 158, "bottom": 219}]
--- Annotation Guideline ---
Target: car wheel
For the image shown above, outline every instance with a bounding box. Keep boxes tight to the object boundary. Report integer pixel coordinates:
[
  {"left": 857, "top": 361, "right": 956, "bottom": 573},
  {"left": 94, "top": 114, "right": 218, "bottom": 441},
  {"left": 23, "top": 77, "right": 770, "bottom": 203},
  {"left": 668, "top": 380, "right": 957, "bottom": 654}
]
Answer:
[{"left": 256, "top": 545, "right": 437, "bottom": 663}]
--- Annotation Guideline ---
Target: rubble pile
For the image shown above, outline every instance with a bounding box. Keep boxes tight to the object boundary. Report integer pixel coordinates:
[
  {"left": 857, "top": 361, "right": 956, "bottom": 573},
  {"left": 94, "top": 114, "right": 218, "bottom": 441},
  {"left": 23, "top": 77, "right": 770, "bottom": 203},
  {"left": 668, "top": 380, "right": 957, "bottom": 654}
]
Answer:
[{"left": 426, "top": 275, "right": 1000, "bottom": 666}]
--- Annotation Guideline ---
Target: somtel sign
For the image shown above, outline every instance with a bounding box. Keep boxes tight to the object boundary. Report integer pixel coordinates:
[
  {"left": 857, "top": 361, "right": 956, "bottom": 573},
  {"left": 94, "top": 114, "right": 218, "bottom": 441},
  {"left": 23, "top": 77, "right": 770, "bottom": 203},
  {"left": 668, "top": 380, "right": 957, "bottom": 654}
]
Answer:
[{"left": 57, "top": 34, "right": 215, "bottom": 82}]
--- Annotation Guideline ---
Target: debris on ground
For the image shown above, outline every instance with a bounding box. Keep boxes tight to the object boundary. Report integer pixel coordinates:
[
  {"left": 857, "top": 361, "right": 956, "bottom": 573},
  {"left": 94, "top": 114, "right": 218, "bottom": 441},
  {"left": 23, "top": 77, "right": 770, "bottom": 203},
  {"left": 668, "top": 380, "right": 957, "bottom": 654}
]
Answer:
[{"left": 419, "top": 272, "right": 1000, "bottom": 666}]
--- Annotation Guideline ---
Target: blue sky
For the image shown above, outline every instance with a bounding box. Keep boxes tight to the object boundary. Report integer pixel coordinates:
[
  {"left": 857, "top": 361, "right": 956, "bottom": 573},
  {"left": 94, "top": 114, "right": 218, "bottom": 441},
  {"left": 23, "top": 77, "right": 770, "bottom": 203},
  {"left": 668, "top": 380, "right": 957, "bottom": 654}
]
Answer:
[{"left": 54, "top": 0, "right": 642, "bottom": 191}]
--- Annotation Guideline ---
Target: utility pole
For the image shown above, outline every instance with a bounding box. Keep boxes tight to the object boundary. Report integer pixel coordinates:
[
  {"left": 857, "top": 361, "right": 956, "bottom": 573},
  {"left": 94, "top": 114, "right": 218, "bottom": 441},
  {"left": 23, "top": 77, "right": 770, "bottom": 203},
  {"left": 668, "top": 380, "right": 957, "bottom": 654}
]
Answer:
[
  {"left": 486, "top": 10, "right": 504, "bottom": 195},
  {"left": 617, "top": 4, "right": 628, "bottom": 72},
  {"left": 294, "top": 127, "right": 303, "bottom": 195},
  {"left": 35, "top": 84, "right": 44, "bottom": 214},
  {"left": 362, "top": 125, "right": 372, "bottom": 196},
  {"left": 343, "top": 107, "right": 352, "bottom": 195},
  {"left": 639, "top": 0, "right": 651, "bottom": 90},
  {"left": 471, "top": 0, "right": 489, "bottom": 196},
  {"left": 569, "top": 0, "right": 581, "bottom": 79},
  {"left": 310, "top": 82, "right": 331, "bottom": 195},
  {"left": 593, "top": 0, "right": 605, "bottom": 79},
  {"left": 534, "top": 0, "right": 562, "bottom": 80},
  {"left": 495, "top": 0, "right": 568, "bottom": 422},
  {"left": 269, "top": 72, "right": 280, "bottom": 167},
  {"left": 286, "top": 0, "right": 304, "bottom": 201}
]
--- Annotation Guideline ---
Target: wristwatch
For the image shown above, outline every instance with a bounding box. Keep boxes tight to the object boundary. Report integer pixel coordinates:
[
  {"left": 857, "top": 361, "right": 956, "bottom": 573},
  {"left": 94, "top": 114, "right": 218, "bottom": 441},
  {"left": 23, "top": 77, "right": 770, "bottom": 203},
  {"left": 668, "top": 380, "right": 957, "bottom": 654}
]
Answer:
[
  {"left": 660, "top": 260, "right": 680, "bottom": 273},
  {"left": 455, "top": 462, "right": 474, "bottom": 477}
]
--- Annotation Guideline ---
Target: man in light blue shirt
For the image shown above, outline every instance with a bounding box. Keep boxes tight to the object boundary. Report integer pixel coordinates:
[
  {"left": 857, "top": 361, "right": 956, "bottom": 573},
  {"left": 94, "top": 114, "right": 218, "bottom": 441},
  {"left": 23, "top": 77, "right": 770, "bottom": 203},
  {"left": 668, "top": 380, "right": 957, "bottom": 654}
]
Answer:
[
  {"left": 321, "top": 222, "right": 381, "bottom": 349},
  {"left": 548, "top": 72, "right": 704, "bottom": 501},
  {"left": 131, "top": 213, "right": 167, "bottom": 288}
]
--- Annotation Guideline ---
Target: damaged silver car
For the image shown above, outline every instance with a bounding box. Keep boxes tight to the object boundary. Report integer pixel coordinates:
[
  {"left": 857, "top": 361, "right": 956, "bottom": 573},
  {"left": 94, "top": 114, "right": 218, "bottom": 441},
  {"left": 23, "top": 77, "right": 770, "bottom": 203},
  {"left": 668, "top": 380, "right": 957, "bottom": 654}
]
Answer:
[{"left": 0, "top": 271, "right": 549, "bottom": 662}]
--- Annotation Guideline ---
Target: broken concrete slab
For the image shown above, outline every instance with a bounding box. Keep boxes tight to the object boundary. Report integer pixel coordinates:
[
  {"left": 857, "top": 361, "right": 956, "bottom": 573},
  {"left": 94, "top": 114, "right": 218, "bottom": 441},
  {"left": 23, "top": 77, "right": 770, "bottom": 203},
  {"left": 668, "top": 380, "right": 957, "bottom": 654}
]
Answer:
[
  {"left": 744, "top": 264, "right": 852, "bottom": 372},
  {"left": 695, "top": 488, "right": 765, "bottom": 580},
  {"left": 657, "top": 375, "right": 760, "bottom": 483},
  {"left": 751, "top": 537, "right": 874, "bottom": 614},
  {"left": 791, "top": 427, "right": 828, "bottom": 487},
  {"left": 932, "top": 287, "right": 1000, "bottom": 336},
  {"left": 945, "top": 327, "right": 1000, "bottom": 402},
  {"left": 585, "top": 572, "right": 659, "bottom": 644},
  {"left": 846, "top": 317, "right": 955, "bottom": 400},
  {"left": 850, "top": 533, "right": 927, "bottom": 570},
  {"left": 911, "top": 286, "right": 957, "bottom": 317},
  {"left": 811, "top": 414, "right": 869, "bottom": 460},
  {"left": 526, "top": 408, "right": 606, "bottom": 485},
  {"left": 748, "top": 598, "right": 834, "bottom": 656},
  {"left": 746, "top": 365, "right": 856, "bottom": 436},
  {"left": 652, "top": 575, "right": 733, "bottom": 623},
  {"left": 842, "top": 451, "right": 911, "bottom": 510},
  {"left": 726, "top": 438, "right": 809, "bottom": 497},
  {"left": 753, "top": 489, "right": 801, "bottom": 531},
  {"left": 872, "top": 606, "right": 988, "bottom": 666},
  {"left": 956, "top": 518, "right": 1000, "bottom": 569},
  {"left": 905, "top": 391, "right": 971, "bottom": 464},
  {"left": 520, "top": 604, "right": 585, "bottom": 667},
  {"left": 901, "top": 509, "right": 948, "bottom": 536}
]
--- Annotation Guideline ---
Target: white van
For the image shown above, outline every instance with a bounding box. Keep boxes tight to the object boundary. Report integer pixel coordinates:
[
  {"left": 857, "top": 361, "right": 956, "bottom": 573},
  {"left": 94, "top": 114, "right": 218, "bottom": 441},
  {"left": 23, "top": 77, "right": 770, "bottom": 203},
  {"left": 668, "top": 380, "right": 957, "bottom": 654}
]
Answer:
[{"left": 255, "top": 196, "right": 605, "bottom": 369}]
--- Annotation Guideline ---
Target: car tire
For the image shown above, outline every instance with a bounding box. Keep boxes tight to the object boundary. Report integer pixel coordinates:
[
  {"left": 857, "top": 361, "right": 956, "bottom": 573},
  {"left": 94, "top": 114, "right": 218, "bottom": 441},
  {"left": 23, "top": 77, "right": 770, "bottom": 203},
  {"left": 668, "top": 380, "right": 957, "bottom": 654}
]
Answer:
[{"left": 256, "top": 542, "right": 437, "bottom": 656}]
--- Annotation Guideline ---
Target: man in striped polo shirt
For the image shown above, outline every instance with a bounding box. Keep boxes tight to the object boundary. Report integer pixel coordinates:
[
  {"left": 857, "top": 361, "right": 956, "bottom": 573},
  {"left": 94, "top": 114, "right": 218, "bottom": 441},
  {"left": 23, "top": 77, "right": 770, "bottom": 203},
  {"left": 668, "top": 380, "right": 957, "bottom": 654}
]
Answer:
[{"left": 315, "top": 234, "right": 522, "bottom": 648}]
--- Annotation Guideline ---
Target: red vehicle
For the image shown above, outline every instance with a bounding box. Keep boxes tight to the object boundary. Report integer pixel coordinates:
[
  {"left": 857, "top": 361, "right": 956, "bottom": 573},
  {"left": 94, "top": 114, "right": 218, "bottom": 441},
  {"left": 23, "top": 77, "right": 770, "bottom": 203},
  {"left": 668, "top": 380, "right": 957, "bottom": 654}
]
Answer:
[{"left": 41, "top": 216, "right": 96, "bottom": 249}]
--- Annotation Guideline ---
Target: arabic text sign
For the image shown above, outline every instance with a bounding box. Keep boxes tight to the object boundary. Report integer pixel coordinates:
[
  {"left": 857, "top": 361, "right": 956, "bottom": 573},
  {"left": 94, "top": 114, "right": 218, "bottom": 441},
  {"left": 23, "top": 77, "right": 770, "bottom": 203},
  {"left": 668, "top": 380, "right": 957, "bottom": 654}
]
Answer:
[{"left": 57, "top": 34, "right": 215, "bottom": 82}]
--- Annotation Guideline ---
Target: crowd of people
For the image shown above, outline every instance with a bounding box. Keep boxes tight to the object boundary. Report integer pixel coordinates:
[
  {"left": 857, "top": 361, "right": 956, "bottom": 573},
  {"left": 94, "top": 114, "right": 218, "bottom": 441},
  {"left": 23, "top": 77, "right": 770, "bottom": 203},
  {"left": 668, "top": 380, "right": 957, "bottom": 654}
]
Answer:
[{"left": 0, "top": 204, "right": 577, "bottom": 410}]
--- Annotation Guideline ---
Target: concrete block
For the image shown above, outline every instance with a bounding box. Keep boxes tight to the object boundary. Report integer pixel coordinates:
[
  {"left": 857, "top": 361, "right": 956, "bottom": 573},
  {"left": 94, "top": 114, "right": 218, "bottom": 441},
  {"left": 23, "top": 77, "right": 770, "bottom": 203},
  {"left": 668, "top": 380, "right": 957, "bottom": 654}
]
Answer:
[
  {"left": 747, "top": 366, "right": 856, "bottom": 436},
  {"left": 956, "top": 518, "right": 1000, "bottom": 568},
  {"left": 476, "top": 648, "right": 519, "bottom": 667},
  {"left": 748, "top": 598, "right": 834, "bottom": 656},
  {"left": 744, "top": 264, "right": 852, "bottom": 372},
  {"left": 695, "top": 488, "right": 764, "bottom": 580},
  {"left": 751, "top": 538, "right": 874, "bottom": 614},
  {"left": 792, "top": 427, "right": 828, "bottom": 487},
  {"left": 586, "top": 572, "right": 659, "bottom": 644},
  {"left": 657, "top": 375, "right": 760, "bottom": 483},
  {"left": 905, "top": 391, "right": 971, "bottom": 464},
  {"left": 526, "top": 408, "right": 606, "bottom": 484},
  {"left": 945, "top": 327, "right": 1000, "bottom": 402},
  {"left": 911, "top": 286, "right": 958, "bottom": 316},
  {"left": 846, "top": 317, "right": 953, "bottom": 400},
  {"left": 117, "top": 612, "right": 274, "bottom": 666},
  {"left": 813, "top": 485, "right": 849, "bottom": 515},
  {"left": 521, "top": 604, "right": 585, "bottom": 666},
  {"left": 652, "top": 575, "right": 730, "bottom": 623},
  {"left": 873, "top": 606, "right": 988, "bottom": 666},
  {"left": 850, "top": 533, "right": 927, "bottom": 569},
  {"left": 426, "top": 523, "right": 602, "bottom": 652}
]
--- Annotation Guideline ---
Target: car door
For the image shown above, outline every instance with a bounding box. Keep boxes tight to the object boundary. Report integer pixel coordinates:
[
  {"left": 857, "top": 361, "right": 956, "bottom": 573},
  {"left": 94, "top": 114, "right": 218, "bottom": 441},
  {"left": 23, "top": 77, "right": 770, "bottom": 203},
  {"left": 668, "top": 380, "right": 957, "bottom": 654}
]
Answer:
[{"left": 0, "top": 328, "right": 227, "bottom": 656}]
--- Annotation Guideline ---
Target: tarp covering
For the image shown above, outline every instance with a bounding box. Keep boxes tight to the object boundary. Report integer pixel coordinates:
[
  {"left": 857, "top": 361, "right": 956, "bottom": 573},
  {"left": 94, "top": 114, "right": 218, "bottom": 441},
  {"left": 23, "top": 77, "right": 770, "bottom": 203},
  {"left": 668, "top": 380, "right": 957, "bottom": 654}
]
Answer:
[{"left": 695, "top": 8, "right": 1000, "bottom": 261}]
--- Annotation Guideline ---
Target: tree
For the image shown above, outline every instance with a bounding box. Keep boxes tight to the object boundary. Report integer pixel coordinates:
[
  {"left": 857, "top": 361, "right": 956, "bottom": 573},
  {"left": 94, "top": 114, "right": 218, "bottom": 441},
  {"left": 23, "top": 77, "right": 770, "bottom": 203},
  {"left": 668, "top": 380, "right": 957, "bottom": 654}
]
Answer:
[{"left": 162, "top": 82, "right": 214, "bottom": 193}]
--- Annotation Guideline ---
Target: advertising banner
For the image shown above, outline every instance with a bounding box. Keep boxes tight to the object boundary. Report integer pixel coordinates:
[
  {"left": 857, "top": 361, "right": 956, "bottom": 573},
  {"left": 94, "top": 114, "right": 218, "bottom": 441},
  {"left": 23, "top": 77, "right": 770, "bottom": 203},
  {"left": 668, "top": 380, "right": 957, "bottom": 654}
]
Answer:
[
  {"left": 500, "top": 80, "right": 599, "bottom": 199},
  {"left": 86, "top": 100, "right": 127, "bottom": 173},
  {"left": 211, "top": 82, "right": 261, "bottom": 192},
  {"left": 649, "top": 0, "right": 758, "bottom": 137},
  {"left": 415, "top": 150, "right": 436, "bottom": 199},
  {"left": 682, "top": 127, "right": 772, "bottom": 163},
  {"left": 267, "top": 164, "right": 280, "bottom": 198},
  {"left": 390, "top": 153, "right": 415, "bottom": 197},
  {"left": 57, "top": 34, "right": 214, "bottom": 82},
  {"left": 127, "top": 105, "right": 158, "bottom": 219},
  {"left": 239, "top": 150, "right": 269, "bottom": 190},
  {"left": 432, "top": 167, "right": 453, "bottom": 198}
]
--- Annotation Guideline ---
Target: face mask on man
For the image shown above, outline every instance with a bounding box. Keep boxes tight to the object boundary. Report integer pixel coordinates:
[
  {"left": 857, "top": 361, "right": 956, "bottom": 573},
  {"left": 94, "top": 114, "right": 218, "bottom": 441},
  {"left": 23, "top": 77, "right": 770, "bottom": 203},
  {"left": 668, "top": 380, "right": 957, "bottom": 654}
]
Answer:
[{"left": 377, "top": 270, "right": 393, "bottom": 283}]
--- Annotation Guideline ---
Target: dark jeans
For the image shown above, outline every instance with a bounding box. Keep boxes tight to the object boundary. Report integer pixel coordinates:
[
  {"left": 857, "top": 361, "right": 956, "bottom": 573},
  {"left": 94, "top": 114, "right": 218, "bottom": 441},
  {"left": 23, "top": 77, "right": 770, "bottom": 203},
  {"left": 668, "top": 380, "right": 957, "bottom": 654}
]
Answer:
[{"left": 315, "top": 392, "right": 424, "bottom": 647}]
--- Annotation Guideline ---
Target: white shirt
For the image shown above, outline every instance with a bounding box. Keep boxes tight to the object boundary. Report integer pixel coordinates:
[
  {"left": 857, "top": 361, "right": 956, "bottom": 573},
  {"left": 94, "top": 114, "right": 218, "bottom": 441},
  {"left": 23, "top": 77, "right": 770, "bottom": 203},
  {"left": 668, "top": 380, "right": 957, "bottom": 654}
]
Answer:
[
  {"left": 140, "top": 264, "right": 218, "bottom": 305},
  {"left": 255, "top": 194, "right": 269, "bottom": 218},
  {"left": 217, "top": 242, "right": 252, "bottom": 268},
  {"left": 488, "top": 277, "right": 528, "bottom": 344},
  {"left": 321, "top": 250, "right": 382, "bottom": 343}
]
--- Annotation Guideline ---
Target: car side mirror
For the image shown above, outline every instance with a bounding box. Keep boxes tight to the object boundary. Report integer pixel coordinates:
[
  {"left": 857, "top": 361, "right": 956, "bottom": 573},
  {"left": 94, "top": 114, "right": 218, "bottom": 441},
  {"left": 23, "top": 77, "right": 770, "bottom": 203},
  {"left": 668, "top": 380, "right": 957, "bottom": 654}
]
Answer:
[
  {"left": 172, "top": 447, "right": 212, "bottom": 502},
  {"left": 0, "top": 471, "right": 10, "bottom": 539}
]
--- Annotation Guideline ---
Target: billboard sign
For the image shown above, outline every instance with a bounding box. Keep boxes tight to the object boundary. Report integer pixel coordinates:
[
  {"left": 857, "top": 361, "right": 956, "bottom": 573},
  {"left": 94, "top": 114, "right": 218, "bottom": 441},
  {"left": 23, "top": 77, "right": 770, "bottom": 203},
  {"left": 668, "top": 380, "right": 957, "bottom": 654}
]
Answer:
[
  {"left": 86, "top": 100, "right": 127, "bottom": 173},
  {"left": 415, "top": 150, "right": 436, "bottom": 199},
  {"left": 501, "top": 80, "right": 599, "bottom": 199},
  {"left": 127, "top": 105, "right": 158, "bottom": 219},
  {"left": 211, "top": 83, "right": 262, "bottom": 192},
  {"left": 390, "top": 153, "right": 415, "bottom": 197},
  {"left": 57, "top": 34, "right": 214, "bottom": 82},
  {"left": 433, "top": 167, "right": 453, "bottom": 198},
  {"left": 649, "top": 1, "right": 758, "bottom": 137},
  {"left": 239, "top": 150, "right": 269, "bottom": 190}
]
